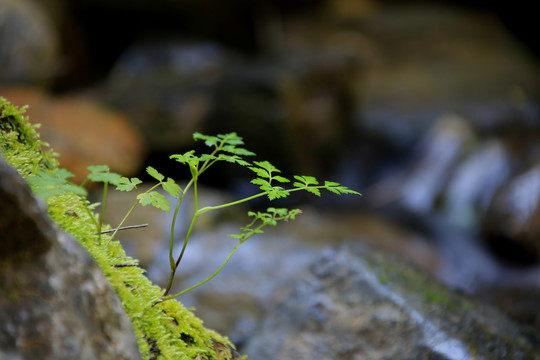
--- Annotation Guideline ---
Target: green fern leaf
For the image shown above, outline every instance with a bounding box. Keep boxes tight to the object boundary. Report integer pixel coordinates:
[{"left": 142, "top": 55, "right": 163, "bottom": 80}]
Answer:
[
  {"left": 87, "top": 165, "right": 123, "bottom": 185},
  {"left": 324, "top": 181, "right": 362, "bottom": 196},
  {"left": 162, "top": 178, "right": 182, "bottom": 198},
  {"left": 170, "top": 151, "right": 198, "bottom": 165},
  {"left": 116, "top": 177, "right": 142, "bottom": 192},
  {"left": 305, "top": 187, "right": 321, "bottom": 196},
  {"left": 218, "top": 132, "right": 244, "bottom": 146},
  {"left": 137, "top": 191, "right": 170, "bottom": 211},
  {"left": 27, "top": 169, "right": 87, "bottom": 200},
  {"left": 222, "top": 145, "right": 255, "bottom": 156},
  {"left": 253, "top": 160, "right": 280, "bottom": 174},
  {"left": 218, "top": 154, "right": 250, "bottom": 166},
  {"left": 146, "top": 166, "right": 165, "bottom": 182},
  {"left": 199, "top": 154, "right": 217, "bottom": 162},
  {"left": 273, "top": 175, "right": 290, "bottom": 183},
  {"left": 249, "top": 166, "right": 270, "bottom": 178}
]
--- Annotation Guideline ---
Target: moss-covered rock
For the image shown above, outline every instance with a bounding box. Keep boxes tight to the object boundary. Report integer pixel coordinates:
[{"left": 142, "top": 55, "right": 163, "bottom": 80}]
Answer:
[
  {"left": 244, "top": 243, "right": 540, "bottom": 359},
  {"left": 0, "top": 156, "right": 142, "bottom": 360},
  {"left": 0, "top": 96, "right": 242, "bottom": 360}
]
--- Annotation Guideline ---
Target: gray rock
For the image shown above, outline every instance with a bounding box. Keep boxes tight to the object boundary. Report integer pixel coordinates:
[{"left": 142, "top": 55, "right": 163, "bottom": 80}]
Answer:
[
  {"left": 0, "top": 158, "right": 141, "bottom": 360},
  {"left": 105, "top": 40, "right": 235, "bottom": 151},
  {"left": 443, "top": 139, "right": 511, "bottom": 227},
  {"left": 482, "top": 163, "right": 540, "bottom": 262},
  {"left": 0, "top": 0, "right": 59, "bottom": 85},
  {"left": 243, "top": 244, "right": 540, "bottom": 360},
  {"left": 399, "top": 114, "right": 474, "bottom": 214}
]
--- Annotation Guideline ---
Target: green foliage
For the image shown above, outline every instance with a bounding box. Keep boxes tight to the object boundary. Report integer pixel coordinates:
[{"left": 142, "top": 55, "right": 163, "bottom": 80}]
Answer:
[
  {"left": 1, "top": 96, "right": 360, "bottom": 359},
  {"left": 0, "top": 98, "right": 237, "bottom": 360},
  {"left": 230, "top": 208, "right": 302, "bottom": 240},
  {"left": 117, "top": 176, "right": 143, "bottom": 191},
  {"left": 24, "top": 130, "right": 360, "bottom": 301},
  {"left": 157, "top": 132, "right": 361, "bottom": 301},
  {"left": 28, "top": 168, "right": 88, "bottom": 199},
  {"left": 87, "top": 164, "right": 123, "bottom": 184}
]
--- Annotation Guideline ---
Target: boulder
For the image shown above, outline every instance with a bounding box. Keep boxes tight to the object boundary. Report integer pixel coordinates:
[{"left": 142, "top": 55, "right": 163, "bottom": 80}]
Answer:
[
  {"left": 243, "top": 244, "right": 540, "bottom": 360},
  {"left": 0, "top": 158, "right": 142, "bottom": 360},
  {"left": 0, "top": 0, "right": 59, "bottom": 85}
]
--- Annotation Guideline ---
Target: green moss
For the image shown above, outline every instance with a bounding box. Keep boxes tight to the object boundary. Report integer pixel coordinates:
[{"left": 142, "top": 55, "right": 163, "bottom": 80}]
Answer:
[
  {"left": 368, "top": 248, "right": 471, "bottom": 312},
  {"left": 0, "top": 96, "right": 240, "bottom": 360}
]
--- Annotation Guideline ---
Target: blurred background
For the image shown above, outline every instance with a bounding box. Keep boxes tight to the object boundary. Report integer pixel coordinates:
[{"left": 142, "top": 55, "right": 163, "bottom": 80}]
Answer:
[{"left": 2, "top": 0, "right": 540, "bottom": 354}]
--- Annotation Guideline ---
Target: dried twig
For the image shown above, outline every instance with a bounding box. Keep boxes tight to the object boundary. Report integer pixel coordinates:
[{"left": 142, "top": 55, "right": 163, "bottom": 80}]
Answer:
[{"left": 99, "top": 223, "right": 148, "bottom": 234}]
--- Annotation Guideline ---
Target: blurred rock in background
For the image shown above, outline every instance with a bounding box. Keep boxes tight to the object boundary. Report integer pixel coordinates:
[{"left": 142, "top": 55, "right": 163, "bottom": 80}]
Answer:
[
  {"left": 0, "top": 0, "right": 60, "bottom": 86},
  {"left": 0, "top": 86, "right": 145, "bottom": 182}
]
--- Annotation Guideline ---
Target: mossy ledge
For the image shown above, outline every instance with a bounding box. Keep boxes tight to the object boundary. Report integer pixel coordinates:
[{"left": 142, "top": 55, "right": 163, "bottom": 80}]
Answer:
[{"left": 0, "top": 96, "right": 241, "bottom": 360}]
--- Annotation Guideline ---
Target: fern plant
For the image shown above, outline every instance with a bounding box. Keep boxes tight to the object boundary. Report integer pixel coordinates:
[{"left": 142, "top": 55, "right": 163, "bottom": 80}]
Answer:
[{"left": 28, "top": 131, "right": 360, "bottom": 303}]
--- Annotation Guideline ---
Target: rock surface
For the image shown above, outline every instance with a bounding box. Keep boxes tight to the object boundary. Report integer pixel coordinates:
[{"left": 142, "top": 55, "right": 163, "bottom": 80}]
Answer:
[
  {"left": 0, "top": 0, "right": 59, "bottom": 85},
  {"left": 482, "top": 163, "right": 540, "bottom": 263},
  {"left": 0, "top": 158, "right": 142, "bottom": 360},
  {"left": 243, "top": 244, "right": 540, "bottom": 360}
]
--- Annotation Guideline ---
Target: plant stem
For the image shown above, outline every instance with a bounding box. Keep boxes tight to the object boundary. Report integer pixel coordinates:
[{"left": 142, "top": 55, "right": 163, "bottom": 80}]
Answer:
[
  {"left": 198, "top": 192, "right": 267, "bottom": 214},
  {"left": 164, "top": 239, "right": 242, "bottom": 300},
  {"left": 163, "top": 191, "right": 273, "bottom": 295},
  {"left": 162, "top": 207, "right": 200, "bottom": 297},
  {"left": 169, "top": 179, "right": 193, "bottom": 272},
  {"left": 98, "top": 181, "right": 108, "bottom": 242},
  {"left": 164, "top": 221, "right": 265, "bottom": 301},
  {"left": 163, "top": 176, "right": 199, "bottom": 297},
  {"left": 105, "top": 198, "right": 139, "bottom": 246},
  {"left": 163, "top": 142, "right": 224, "bottom": 297}
]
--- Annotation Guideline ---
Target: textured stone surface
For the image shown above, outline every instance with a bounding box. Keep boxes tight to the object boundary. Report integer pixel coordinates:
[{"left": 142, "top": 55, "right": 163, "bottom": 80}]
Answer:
[
  {"left": 0, "top": 158, "right": 142, "bottom": 360},
  {"left": 243, "top": 244, "right": 540, "bottom": 360}
]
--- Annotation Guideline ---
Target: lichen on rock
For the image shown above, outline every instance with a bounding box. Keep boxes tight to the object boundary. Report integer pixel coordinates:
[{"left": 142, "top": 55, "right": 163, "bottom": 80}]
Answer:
[{"left": 0, "top": 96, "right": 241, "bottom": 360}]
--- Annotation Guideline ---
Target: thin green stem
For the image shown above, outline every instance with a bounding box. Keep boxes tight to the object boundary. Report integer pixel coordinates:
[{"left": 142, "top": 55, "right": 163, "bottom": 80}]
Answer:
[
  {"left": 198, "top": 192, "right": 267, "bottom": 214},
  {"left": 105, "top": 198, "right": 139, "bottom": 246},
  {"left": 164, "top": 239, "right": 241, "bottom": 300},
  {"left": 197, "top": 133, "right": 236, "bottom": 175},
  {"left": 162, "top": 134, "right": 264, "bottom": 298},
  {"left": 169, "top": 179, "right": 194, "bottom": 271},
  {"left": 163, "top": 177, "right": 199, "bottom": 297},
  {"left": 98, "top": 181, "right": 108, "bottom": 242},
  {"left": 163, "top": 222, "right": 266, "bottom": 301},
  {"left": 104, "top": 182, "right": 166, "bottom": 246},
  {"left": 163, "top": 141, "right": 225, "bottom": 297},
  {"left": 197, "top": 185, "right": 329, "bottom": 215},
  {"left": 162, "top": 209, "right": 200, "bottom": 297},
  {"left": 198, "top": 145, "right": 223, "bottom": 175}
]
